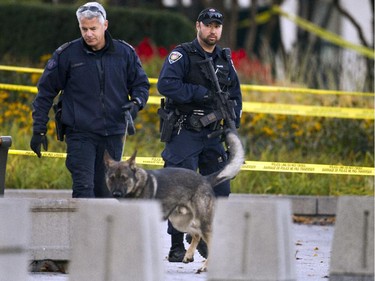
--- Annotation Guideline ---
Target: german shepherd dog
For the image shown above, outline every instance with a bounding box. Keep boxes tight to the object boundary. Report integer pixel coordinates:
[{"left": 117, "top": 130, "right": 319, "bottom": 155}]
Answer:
[{"left": 103, "top": 130, "right": 244, "bottom": 272}]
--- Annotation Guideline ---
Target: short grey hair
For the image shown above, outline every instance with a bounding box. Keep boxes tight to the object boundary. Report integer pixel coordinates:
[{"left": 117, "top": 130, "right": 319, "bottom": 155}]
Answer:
[{"left": 76, "top": 2, "right": 106, "bottom": 24}]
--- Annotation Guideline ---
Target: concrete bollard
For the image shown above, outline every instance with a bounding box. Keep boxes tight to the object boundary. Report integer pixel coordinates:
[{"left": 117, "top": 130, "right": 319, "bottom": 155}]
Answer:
[
  {"left": 208, "top": 198, "right": 296, "bottom": 281},
  {"left": 69, "top": 199, "right": 164, "bottom": 281},
  {"left": 0, "top": 199, "right": 31, "bottom": 281},
  {"left": 330, "top": 196, "right": 374, "bottom": 281},
  {"left": 0, "top": 136, "right": 12, "bottom": 196},
  {"left": 29, "top": 198, "right": 82, "bottom": 261}
]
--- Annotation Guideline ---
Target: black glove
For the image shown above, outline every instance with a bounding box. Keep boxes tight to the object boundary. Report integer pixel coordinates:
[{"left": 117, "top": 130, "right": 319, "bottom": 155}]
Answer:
[
  {"left": 122, "top": 102, "right": 139, "bottom": 135},
  {"left": 122, "top": 101, "right": 140, "bottom": 120},
  {"left": 30, "top": 133, "right": 48, "bottom": 158}
]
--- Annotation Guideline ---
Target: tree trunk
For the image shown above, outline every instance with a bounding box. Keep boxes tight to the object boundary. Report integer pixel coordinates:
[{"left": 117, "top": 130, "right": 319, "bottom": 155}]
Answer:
[
  {"left": 333, "top": 0, "right": 374, "bottom": 91},
  {"left": 227, "top": 0, "right": 240, "bottom": 50},
  {"left": 244, "top": 0, "right": 258, "bottom": 58}
]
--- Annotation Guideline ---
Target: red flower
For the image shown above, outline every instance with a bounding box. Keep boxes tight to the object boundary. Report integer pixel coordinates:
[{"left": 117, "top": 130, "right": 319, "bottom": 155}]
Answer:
[
  {"left": 135, "top": 37, "right": 154, "bottom": 60},
  {"left": 157, "top": 47, "right": 169, "bottom": 58}
]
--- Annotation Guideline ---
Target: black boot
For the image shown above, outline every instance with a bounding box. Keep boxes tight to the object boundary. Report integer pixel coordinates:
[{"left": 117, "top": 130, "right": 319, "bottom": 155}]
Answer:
[{"left": 168, "top": 233, "right": 187, "bottom": 262}]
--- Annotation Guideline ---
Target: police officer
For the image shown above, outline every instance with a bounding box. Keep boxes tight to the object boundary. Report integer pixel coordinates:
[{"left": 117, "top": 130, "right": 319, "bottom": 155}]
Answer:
[
  {"left": 157, "top": 8, "right": 242, "bottom": 262},
  {"left": 30, "top": 2, "right": 149, "bottom": 198}
]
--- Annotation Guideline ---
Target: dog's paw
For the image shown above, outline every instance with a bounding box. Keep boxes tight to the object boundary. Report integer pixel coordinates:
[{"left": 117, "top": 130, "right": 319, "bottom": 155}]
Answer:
[
  {"left": 196, "top": 266, "right": 207, "bottom": 274},
  {"left": 182, "top": 255, "right": 194, "bottom": 263},
  {"left": 196, "top": 259, "right": 208, "bottom": 273}
]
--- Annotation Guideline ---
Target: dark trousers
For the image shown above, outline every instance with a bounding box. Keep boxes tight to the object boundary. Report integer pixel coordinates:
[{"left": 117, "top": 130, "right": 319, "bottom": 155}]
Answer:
[
  {"left": 65, "top": 129, "right": 123, "bottom": 198},
  {"left": 162, "top": 127, "right": 230, "bottom": 235}
]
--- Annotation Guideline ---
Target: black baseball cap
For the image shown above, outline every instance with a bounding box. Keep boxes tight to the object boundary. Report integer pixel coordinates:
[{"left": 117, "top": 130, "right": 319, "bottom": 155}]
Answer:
[{"left": 197, "top": 8, "right": 223, "bottom": 25}]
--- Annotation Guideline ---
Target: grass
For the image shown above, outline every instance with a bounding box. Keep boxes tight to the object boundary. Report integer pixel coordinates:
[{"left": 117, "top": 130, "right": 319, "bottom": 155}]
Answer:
[{"left": 4, "top": 116, "right": 374, "bottom": 196}]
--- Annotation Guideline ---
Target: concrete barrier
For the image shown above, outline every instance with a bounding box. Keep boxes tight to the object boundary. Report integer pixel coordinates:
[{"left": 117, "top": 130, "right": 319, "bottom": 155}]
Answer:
[
  {"left": 208, "top": 198, "right": 296, "bottom": 281},
  {"left": 230, "top": 194, "right": 337, "bottom": 216},
  {"left": 6, "top": 190, "right": 339, "bottom": 215},
  {"left": 0, "top": 199, "right": 30, "bottom": 281},
  {"left": 68, "top": 199, "right": 164, "bottom": 281},
  {"left": 28, "top": 198, "right": 80, "bottom": 261},
  {"left": 330, "top": 196, "right": 374, "bottom": 281},
  {"left": 6, "top": 189, "right": 71, "bottom": 199}
]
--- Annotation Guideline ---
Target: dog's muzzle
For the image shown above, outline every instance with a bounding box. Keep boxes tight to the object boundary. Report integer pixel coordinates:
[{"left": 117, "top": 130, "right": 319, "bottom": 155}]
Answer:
[{"left": 112, "top": 191, "right": 124, "bottom": 198}]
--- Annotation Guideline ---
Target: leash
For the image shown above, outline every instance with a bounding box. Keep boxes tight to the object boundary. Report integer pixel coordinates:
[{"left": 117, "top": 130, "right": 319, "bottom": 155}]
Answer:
[
  {"left": 121, "top": 108, "right": 136, "bottom": 159},
  {"left": 121, "top": 119, "right": 129, "bottom": 159}
]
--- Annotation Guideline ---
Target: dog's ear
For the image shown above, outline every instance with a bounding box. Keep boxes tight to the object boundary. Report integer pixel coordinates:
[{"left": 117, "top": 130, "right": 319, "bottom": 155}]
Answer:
[
  {"left": 128, "top": 150, "right": 137, "bottom": 170},
  {"left": 103, "top": 150, "right": 115, "bottom": 167}
]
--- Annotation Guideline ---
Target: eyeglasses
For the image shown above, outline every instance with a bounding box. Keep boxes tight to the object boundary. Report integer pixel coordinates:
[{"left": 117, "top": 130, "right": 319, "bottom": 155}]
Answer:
[
  {"left": 198, "top": 11, "right": 223, "bottom": 22},
  {"left": 205, "top": 11, "right": 223, "bottom": 19},
  {"left": 78, "top": 5, "right": 105, "bottom": 19}
]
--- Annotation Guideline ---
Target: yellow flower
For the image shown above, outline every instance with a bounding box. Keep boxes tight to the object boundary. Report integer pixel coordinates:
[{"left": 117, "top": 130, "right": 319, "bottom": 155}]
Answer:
[
  {"left": 313, "top": 122, "right": 322, "bottom": 131},
  {"left": 40, "top": 54, "right": 52, "bottom": 64},
  {"left": 261, "top": 126, "right": 274, "bottom": 136},
  {"left": 291, "top": 123, "right": 299, "bottom": 130},
  {"left": 31, "top": 73, "right": 41, "bottom": 85},
  {"left": 294, "top": 129, "right": 304, "bottom": 137}
]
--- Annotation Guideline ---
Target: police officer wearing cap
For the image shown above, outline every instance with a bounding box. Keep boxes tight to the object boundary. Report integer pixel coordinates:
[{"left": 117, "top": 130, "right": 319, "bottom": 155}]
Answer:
[
  {"left": 157, "top": 8, "right": 242, "bottom": 262},
  {"left": 30, "top": 2, "right": 149, "bottom": 198}
]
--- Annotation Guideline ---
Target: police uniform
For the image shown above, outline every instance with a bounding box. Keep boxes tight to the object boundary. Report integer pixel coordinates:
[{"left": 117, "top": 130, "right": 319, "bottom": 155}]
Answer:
[
  {"left": 32, "top": 30, "right": 150, "bottom": 198},
  {"left": 157, "top": 37, "right": 242, "bottom": 259},
  {"left": 158, "top": 38, "right": 242, "bottom": 194}
]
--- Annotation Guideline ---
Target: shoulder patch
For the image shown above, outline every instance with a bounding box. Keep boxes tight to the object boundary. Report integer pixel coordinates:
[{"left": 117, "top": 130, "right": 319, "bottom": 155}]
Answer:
[
  {"left": 46, "top": 58, "right": 58, "bottom": 70},
  {"left": 168, "top": 51, "right": 183, "bottom": 64},
  {"left": 56, "top": 42, "right": 72, "bottom": 54}
]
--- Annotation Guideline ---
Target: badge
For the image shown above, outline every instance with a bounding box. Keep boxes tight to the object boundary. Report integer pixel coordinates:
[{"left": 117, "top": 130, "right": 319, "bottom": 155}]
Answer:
[{"left": 168, "top": 51, "right": 183, "bottom": 64}]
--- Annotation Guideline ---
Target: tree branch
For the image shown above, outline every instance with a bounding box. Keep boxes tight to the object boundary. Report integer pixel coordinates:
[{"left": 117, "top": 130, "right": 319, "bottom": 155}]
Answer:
[{"left": 332, "top": 0, "right": 371, "bottom": 47}]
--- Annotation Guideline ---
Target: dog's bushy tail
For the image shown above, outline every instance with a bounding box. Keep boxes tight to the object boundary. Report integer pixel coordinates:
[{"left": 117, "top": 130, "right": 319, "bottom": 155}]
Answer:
[{"left": 206, "top": 130, "right": 245, "bottom": 187}]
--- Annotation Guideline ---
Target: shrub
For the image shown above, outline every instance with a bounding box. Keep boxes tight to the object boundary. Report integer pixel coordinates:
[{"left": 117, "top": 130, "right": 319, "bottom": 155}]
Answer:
[{"left": 0, "top": 3, "right": 194, "bottom": 62}]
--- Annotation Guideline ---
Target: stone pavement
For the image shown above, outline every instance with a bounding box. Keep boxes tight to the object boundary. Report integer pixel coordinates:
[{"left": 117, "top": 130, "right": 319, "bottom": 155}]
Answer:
[{"left": 28, "top": 221, "right": 334, "bottom": 281}]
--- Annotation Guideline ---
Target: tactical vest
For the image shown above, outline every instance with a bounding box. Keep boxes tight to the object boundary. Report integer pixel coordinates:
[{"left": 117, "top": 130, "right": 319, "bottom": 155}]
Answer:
[
  {"left": 170, "top": 42, "right": 231, "bottom": 113},
  {"left": 181, "top": 42, "right": 231, "bottom": 92}
]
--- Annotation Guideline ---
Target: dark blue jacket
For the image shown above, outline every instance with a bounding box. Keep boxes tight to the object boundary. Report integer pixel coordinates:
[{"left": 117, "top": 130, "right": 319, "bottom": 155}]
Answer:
[
  {"left": 157, "top": 39, "right": 242, "bottom": 126},
  {"left": 32, "top": 31, "right": 150, "bottom": 136}
]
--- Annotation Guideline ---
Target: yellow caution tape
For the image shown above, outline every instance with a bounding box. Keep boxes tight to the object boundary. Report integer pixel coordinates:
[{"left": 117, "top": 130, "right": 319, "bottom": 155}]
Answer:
[
  {"left": 272, "top": 6, "right": 375, "bottom": 59},
  {"left": 9, "top": 150, "right": 67, "bottom": 158},
  {"left": 1, "top": 84, "right": 372, "bottom": 119},
  {"left": 148, "top": 77, "right": 158, "bottom": 85},
  {"left": 238, "top": 9, "right": 273, "bottom": 28},
  {"left": 242, "top": 161, "right": 374, "bottom": 176},
  {"left": 148, "top": 96, "right": 373, "bottom": 119},
  {"left": 0, "top": 65, "right": 44, "bottom": 74},
  {"left": 241, "top": 84, "right": 374, "bottom": 97},
  {"left": 8, "top": 149, "right": 374, "bottom": 176},
  {"left": 1, "top": 72, "right": 374, "bottom": 97},
  {"left": 1, "top": 64, "right": 374, "bottom": 96},
  {"left": 243, "top": 102, "right": 374, "bottom": 119},
  {"left": 237, "top": 6, "right": 374, "bottom": 59},
  {"left": 0, "top": 83, "right": 38, "bottom": 93}
]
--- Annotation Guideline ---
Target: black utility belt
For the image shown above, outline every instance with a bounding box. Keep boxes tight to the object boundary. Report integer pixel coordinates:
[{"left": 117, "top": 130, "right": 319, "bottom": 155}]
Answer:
[
  {"left": 158, "top": 106, "right": 222, "bottom": 142},
  {"left": 179, "top": 110, "right": 223, "bottom": 132}
]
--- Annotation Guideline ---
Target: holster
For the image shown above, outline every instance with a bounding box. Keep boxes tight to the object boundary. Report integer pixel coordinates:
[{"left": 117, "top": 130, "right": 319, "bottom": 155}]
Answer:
[
  {"left": 158, "top": 98, "right": 177, "bottom": 142},
  {"left": 52, "top": 92, "right": 66, "bottom": 142}
]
